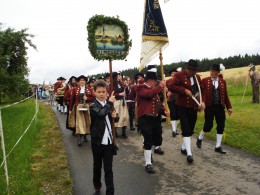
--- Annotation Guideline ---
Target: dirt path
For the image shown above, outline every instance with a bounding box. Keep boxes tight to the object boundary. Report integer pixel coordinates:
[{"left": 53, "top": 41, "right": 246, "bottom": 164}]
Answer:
[{"left": 52, "top": 106, "right": 260, "bottom": 195}]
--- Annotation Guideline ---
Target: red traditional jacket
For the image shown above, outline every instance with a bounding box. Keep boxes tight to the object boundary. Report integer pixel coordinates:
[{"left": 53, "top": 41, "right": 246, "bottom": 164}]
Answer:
[
  {"left": 130, "top": 85, "right": 137, "bottom": 101},
  {"left": 63, "top": 88, "right": 73, "bottom": 105},
  {"left": 166, "top": 78, "right": 178, "bottom": 102},
  {"left": 64, "top": 84, "right": 70, "bottom": 94},
  {"left": 201, "top": 77, "right": 232, "bottom": 109},
  {"left": 167, "top": 70, "right": 203, "bottom": 110},
  {"left": 69, "top": 85, "right": 94, "bottom": 111},
  {"left": 136, "top": 83, "right": 165, "bottom": 118},
  {"left": 54, "top": 82, "right": 63, "bottom": 93},
  {"left": 130, "top": 79, "right": 144, "bottom": 101}
]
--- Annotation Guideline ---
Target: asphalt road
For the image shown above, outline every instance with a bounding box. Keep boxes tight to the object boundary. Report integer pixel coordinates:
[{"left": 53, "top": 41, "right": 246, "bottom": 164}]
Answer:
[{"left": 52, "top": 106, "right": 260, "bottom": 195}]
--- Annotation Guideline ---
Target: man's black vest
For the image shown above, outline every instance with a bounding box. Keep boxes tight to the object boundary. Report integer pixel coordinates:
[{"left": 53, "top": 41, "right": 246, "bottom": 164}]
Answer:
[{"left": 212, "top": 81, "right": 221, "bottom": 105}]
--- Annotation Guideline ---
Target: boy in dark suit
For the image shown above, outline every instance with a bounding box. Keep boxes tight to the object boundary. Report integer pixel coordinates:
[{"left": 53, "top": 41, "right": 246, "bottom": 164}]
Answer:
[{"left": 90, "top": 80, "right": 118, "bottom": 195}]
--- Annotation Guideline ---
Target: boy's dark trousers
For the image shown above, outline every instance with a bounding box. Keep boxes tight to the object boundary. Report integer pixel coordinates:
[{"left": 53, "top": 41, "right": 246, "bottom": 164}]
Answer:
[{"left": 91, "top": 143, "right": 114, "bottom": 195}]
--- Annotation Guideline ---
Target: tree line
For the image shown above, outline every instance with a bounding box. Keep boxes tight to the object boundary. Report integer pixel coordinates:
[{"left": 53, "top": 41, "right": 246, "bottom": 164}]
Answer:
[
  {"left": 91, "top": 54, "right": 260, "bottom": 79},
  {"left": 0, "top": 24, "right": 36, "bottom": 103},
  {"left": 1, "top": 24, "right": 260, "bottom": 104}
]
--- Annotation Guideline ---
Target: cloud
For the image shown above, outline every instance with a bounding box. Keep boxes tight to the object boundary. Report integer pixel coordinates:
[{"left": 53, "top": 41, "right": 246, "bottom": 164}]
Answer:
[{"left": 1, "top": 0, "right": 259, "bottom": 84}]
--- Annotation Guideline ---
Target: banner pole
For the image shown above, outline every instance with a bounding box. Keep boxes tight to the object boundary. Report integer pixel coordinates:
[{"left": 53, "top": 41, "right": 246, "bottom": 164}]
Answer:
[
  {"left": 35, "top": 92, "right": 38, "bottom": 120},
  {"left": 0, "top": 110, "right": 10, "bottom": 192},
  {"left": 109, "top": 59, "right": 117, "bottom": 146},
  {"left": 241, "top": 74, "right": 249, "bottom": 104},
  {"left": 159, "top": 49, "right": 169, "bottom": 113}
]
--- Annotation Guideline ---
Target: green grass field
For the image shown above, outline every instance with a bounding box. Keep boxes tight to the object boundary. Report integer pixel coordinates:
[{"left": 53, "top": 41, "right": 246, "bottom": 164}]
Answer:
[
  {"left": 0, "top": 99, "right": 72, "bottom": 194},
  {"left": 193, "top": 79, "right": 260, "bottom": 156},
  {"left": 0, "top": 75, "right": 259, "bottom": 194}
]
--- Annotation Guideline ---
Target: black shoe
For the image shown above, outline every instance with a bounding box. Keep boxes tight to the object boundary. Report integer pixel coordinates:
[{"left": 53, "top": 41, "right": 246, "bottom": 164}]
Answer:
[
  {"left": 181, "top": 149, "right": 187, "bottom": 156},
  {"left": 122, "top": 134, "right": 128, "bottom": 139},
  {"left": 172, "top": 131, "right": 179, "bottom": 137},
  {"left": 215, "top": 147, "right": 226, "bottom": 154},
  {"left": 154, "top": 147, "right": 164, "bottom": 155},
  {"left": 196, "top": 138, "right": 202, "bottom": 149},
  {"left": 94, "top": 187, "right": 101, "bottom": 194},
  {"left": 187, "top": 155, "right": 193, "bottom": 163},
  {"left": 78, "top": 139, "right": 82, "bottom": 147},
  {"left": 145, "top": 164, "right": 155, "bottom": 174},
  {"left": 130, "top": 127, "right": 135, "bottom": 131}
]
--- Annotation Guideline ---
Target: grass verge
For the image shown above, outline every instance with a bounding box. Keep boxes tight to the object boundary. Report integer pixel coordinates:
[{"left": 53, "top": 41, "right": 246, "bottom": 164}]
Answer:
[
  {"left": 194, "top": 95, "right": 260, "bottom": 156},
  {"left": 0, "top": 99, "right": 72, "bottom": 194}
]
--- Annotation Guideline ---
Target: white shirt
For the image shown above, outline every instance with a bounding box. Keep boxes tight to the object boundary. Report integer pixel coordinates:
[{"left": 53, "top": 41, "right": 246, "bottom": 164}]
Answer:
[
  {"left": 211, "top": 77, "right": 219, "bottom": 89},
  {"left": 80, "top": 86, "right": 85, "bottom": 93},
  {"left": 190, "top": 76, "right": 194, "bottom": 85},
  {"left": 96, "top": 99, "right": 113, "bottom": 145}
]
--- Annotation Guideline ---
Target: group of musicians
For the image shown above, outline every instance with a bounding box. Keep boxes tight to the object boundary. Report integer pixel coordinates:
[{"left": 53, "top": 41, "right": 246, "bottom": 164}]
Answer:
[{"left": 53, "top": 59, "right": 232, "bottom": 174}]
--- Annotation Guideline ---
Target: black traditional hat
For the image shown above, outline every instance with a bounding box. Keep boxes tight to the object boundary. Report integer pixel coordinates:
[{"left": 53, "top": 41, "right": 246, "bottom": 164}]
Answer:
[
  {"left": 134, "top": 73, "right": 144, "bottom": 81},
  {"left": 88, "top": 77, "right": 96, "bottom": 84},
  {"left": 57, "top": 77, "right": 63, "bottom": 81},
  {"left": 211, "top": 64, "right": 220, "bottom": 71},
  {"left": 105, "top": 73, "right": 110, "bottom": 78},
  {"left": 145, "top": 65, "right": 158, "bottom": 80},
  {"left": 69, "top": 76, "right": 78, "bottom": 83},
  {"left": 147, "top": 65, "right": 156, "bottom": 71},
  {"left": 112, "top": 72, "right": 118, "bottom": 78},
  {"left": 186, "top": 59, "right": 198, "bottom": 70},
  {"left": 78, "top": 75, "right": 87, "bottom": 81},
  {"left": 61, "top": 77, "right": 66, "bottom": 80},
  {"left": 99, "top": 76, "right": 105, "bottom": 80},
  {"left": 169, "top": 68, "right": 177, "bottom": 74}
]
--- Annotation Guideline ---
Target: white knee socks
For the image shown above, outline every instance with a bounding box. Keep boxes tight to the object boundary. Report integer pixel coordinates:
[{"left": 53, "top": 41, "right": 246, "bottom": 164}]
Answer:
[
  {"left": 144, "top": 150, "right": 152, "bottom": 165},
  {"left": 171, "top": 120, "right": 178, "bottom": 132},
  {"left": 199, "top": 131, "right": 206, "bottom": 140},
  {"left": 216, "top": 134, "right": 223, "bottom": 148},
  {"left": 181, "top": 140, "right": 186, "bottom": 150},
  {"left": 183, "top": 137, "right": 192, "bottom": 156}
]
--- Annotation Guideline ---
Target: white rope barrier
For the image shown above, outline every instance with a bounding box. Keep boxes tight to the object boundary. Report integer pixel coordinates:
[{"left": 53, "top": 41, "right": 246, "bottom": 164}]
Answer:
[
  {"left": 0, "top": 108, "right": 39, "bottom": 168},
  {"left": 0, "top": 94, "right": 35, "bottom": 109},
  {"left": 0, "top": 110, "right": 9, "bottom": 191},
  {"left": 0, "top": 92, "right": 38, "bottom": 191}
]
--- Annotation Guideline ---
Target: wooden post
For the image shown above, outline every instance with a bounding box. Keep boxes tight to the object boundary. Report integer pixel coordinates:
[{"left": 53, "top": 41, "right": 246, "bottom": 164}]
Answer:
[
  {"left": 159, "top": 49, "right": 169, "bottom": 113},
  {"left": 0, "top": 110, "right": 10, "bottom": 192},
  {"left": 241, "top": 73, "right": 249, "bottom": 104},
  {"left": 109, "top": 59, "right": 117, "bottom": 146}
]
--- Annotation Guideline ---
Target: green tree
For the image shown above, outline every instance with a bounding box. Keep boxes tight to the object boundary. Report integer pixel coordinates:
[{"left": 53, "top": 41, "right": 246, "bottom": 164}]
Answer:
[{"left": 0, "top": 25, "right": 36, "bottom": 103}]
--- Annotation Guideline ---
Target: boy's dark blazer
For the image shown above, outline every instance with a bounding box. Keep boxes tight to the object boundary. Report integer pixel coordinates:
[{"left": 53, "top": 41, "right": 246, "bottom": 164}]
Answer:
[{"left": 90, "top": 99, "right": 119, "bottom": 145}]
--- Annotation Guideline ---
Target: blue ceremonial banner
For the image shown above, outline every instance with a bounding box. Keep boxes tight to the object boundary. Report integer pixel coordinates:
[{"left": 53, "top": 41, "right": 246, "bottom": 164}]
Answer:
[{"left": 140, "top": 0, "right": 169, "bottom": 71}]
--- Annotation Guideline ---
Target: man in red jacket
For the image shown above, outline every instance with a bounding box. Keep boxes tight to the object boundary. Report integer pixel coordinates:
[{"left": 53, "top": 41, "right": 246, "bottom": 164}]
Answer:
[
  {"left": 168, "top": 59, "right": 205, "bottom": 164},
  {"left": 196, "top": 64, "right": 232, "bottom": 154},
  {"left": 136, "top": 66, "right": 169, "bottom": 174}
]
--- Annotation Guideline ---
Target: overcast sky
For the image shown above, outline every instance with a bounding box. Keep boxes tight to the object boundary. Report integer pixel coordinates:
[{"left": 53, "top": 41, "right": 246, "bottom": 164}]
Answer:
[{"left": 1, "top": 0, "right": 260, "bottom": 84}]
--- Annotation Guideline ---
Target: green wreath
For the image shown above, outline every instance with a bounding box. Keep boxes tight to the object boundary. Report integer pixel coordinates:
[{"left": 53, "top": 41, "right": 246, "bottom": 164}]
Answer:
[{"left": 87, "top": 14, "right": 132, "bottom": 61}]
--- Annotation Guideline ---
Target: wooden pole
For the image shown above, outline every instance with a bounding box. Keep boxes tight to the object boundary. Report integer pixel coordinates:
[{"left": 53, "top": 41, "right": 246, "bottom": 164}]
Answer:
[
  {"left": 159, "top": 49, "right": 169, "bottom": 113},
  {"left": 0, "top": 110, "right": 10, "bottom": 192},
  {"left": 109, "top": 59, "right": 117, "bottom": 146},
  {"left": 241, "top": 73, "right": 249, "bottom": 104}
]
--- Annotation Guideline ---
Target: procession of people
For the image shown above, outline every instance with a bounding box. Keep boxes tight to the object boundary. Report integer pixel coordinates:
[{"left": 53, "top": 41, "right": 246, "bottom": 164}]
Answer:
[{"left": 46, "top": 59, "right": 244, "bottom": 194}]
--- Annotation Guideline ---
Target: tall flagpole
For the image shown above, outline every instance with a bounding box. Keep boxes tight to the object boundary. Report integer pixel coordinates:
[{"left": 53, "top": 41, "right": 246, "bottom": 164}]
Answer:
[
  {"left": 109, "top": 59, "right": 117, "bottom": 147},
  {"left": 159, "top": 49, "right": 169, "bottom": 113}
]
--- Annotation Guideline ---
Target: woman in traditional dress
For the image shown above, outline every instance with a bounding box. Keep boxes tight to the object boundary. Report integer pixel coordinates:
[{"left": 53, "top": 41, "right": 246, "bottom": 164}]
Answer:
[
  {"left": 113, "top": 72, "right": 129, "bottom": 138},
  {"left": 70, "top": 75, "right": 94, "bottom": 146},
  {"left": 64, "top": 76, "right": 78, "bottom": 135}
]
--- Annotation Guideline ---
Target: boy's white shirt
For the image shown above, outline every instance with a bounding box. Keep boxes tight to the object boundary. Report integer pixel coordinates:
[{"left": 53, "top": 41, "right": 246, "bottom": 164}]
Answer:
[{"left": 96, "top": 98, "right": 113, "bottom": 145}]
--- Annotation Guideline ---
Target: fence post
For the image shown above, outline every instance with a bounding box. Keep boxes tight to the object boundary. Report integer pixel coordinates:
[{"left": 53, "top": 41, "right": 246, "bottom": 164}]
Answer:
[
  {"left": 35, "top": 92, "right": 38, "bottom": 121},
  {"left": 0, "top": 110, "right": 10, "bottom": 192}
]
